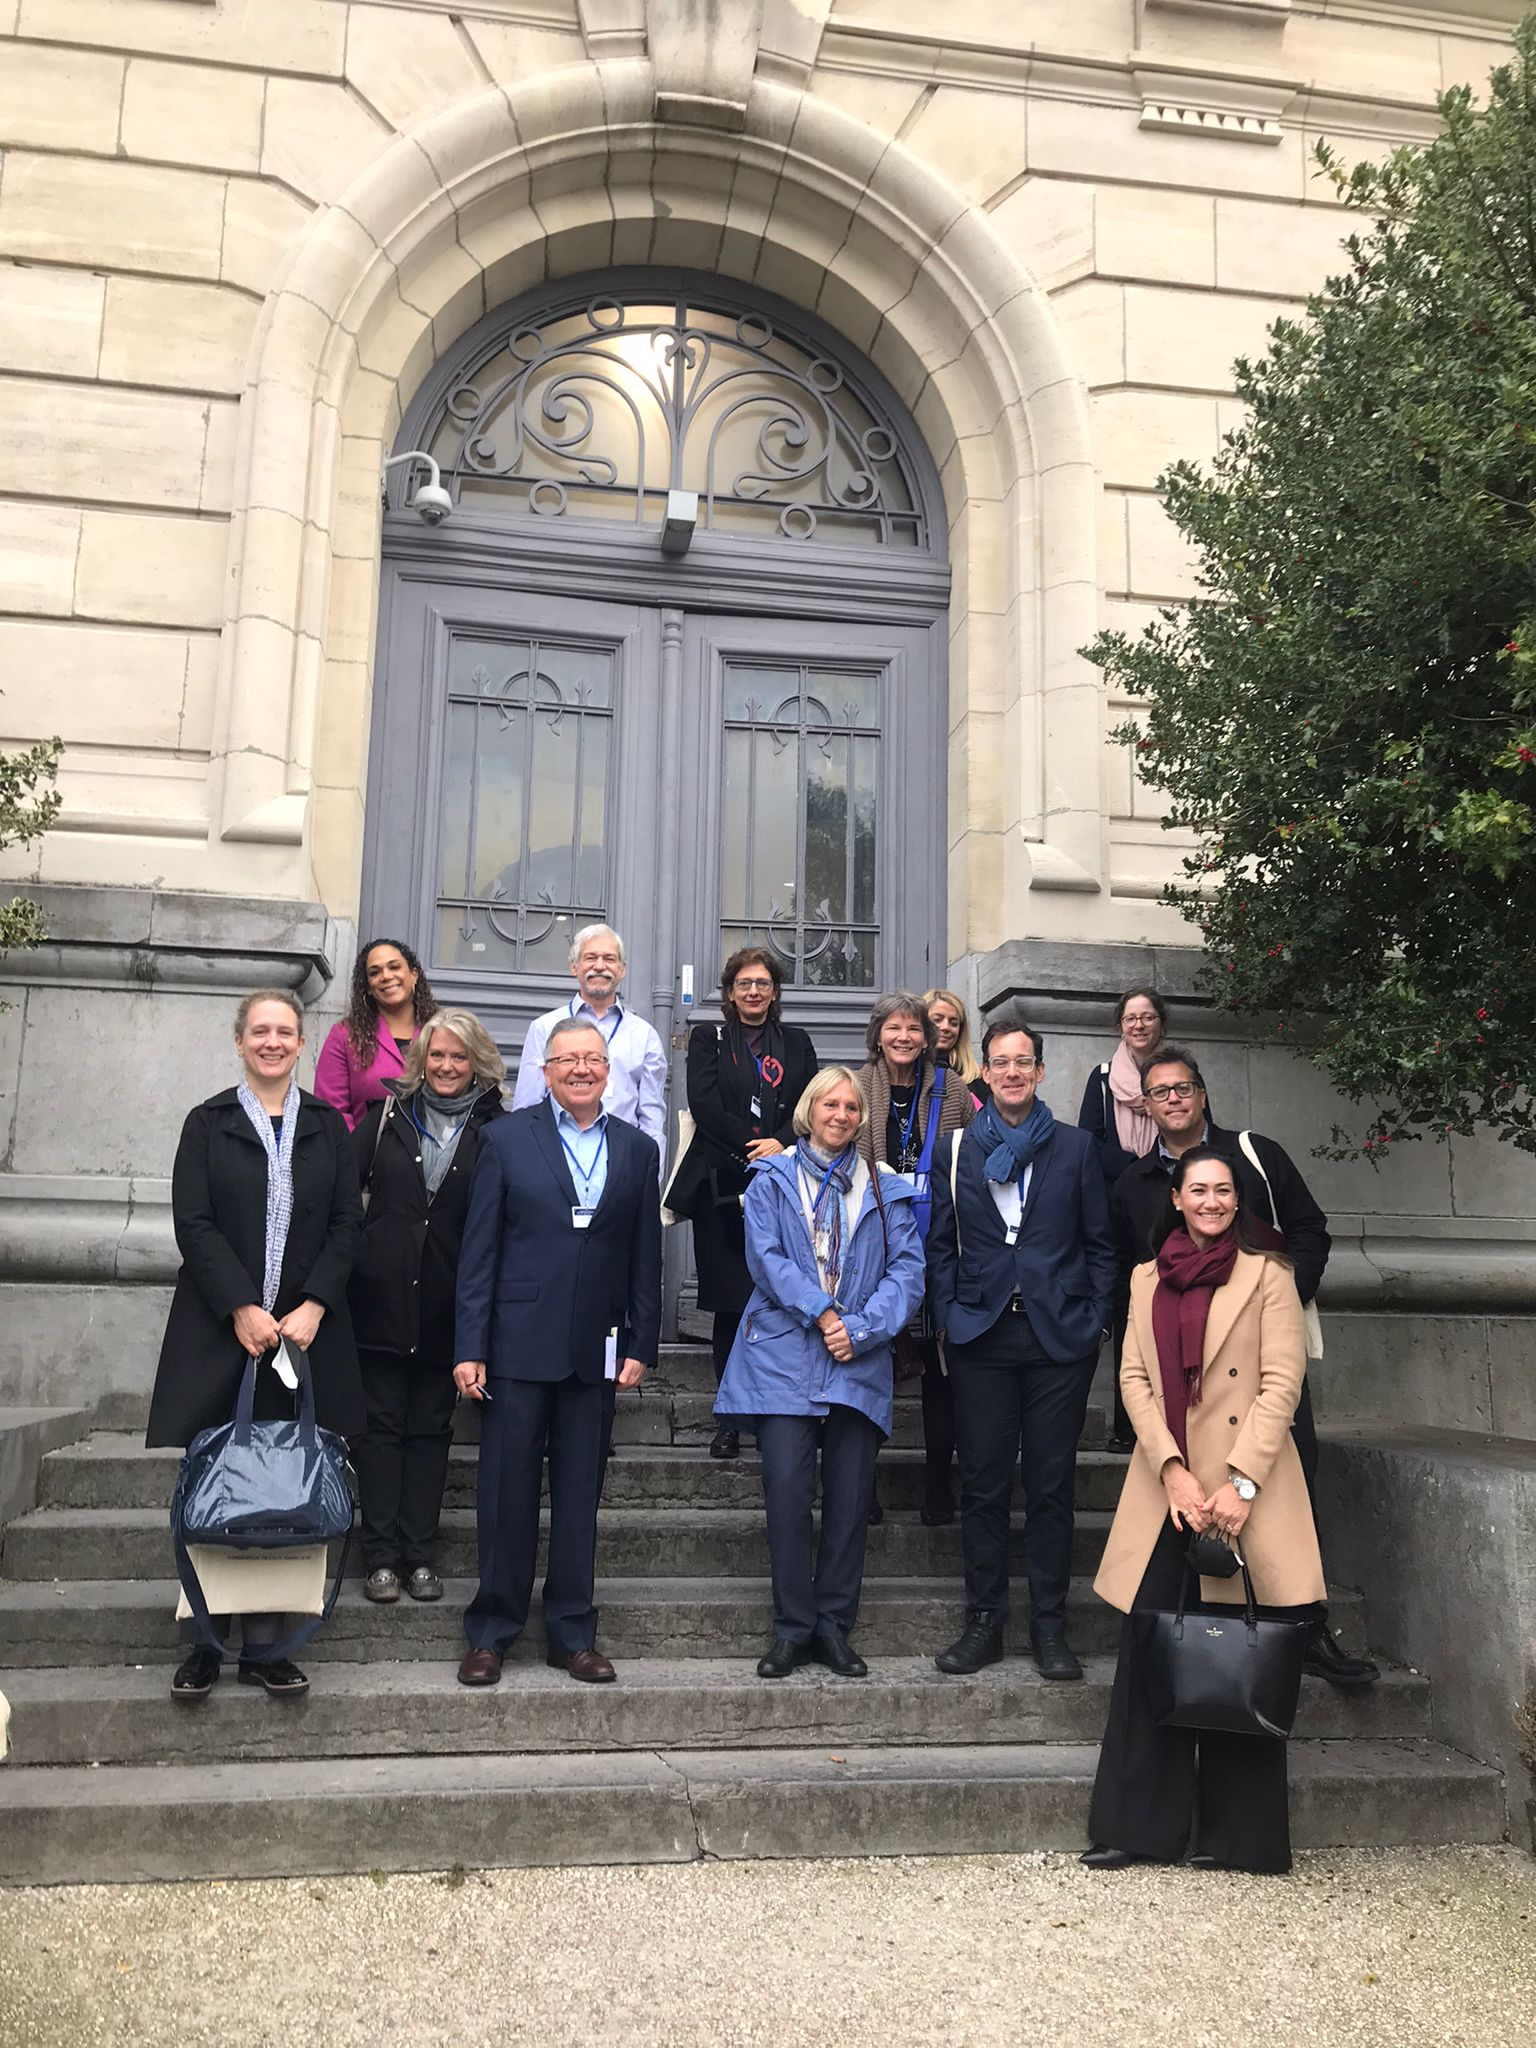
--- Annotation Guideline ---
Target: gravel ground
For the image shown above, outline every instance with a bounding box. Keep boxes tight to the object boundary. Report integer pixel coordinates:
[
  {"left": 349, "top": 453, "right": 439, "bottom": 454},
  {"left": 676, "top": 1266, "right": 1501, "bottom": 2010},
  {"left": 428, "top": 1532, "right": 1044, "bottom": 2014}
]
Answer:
[{"left": 1, "top": 1846, "right": 1533, "bottom": 2048}]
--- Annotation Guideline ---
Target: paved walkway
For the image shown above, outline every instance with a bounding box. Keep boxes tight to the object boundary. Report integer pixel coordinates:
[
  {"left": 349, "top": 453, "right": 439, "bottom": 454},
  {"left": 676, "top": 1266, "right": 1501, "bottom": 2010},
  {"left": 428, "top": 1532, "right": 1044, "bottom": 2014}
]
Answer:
[{"left": 1, "top": 1846, "right": 1533, "bottom": 2046}]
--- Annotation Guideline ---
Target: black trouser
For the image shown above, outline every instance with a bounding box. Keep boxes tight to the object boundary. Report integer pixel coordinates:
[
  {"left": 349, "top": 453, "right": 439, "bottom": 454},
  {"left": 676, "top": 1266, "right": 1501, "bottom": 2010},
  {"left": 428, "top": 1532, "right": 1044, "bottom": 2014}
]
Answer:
[
  {"left": 1108, "top": 1274, "right": 1132, "bottom": 1441},
  {"left": 918, "top": 1338, "right": 955, "bottom": 1490},
  {"left": 354, "top": 1345, "right": 457, "bottom": 1573},
  {"left": 948, "top": 1309, "right": 1097, "bottom": 1631},
  {"left": 1291, "top": 1374, "right": 1318, "bottom": 1504},
  {"left": 1087, "top": 1519, "right": 1323, "bottom": 1872},
  {"left": 711, "top": 1312, "right": 742, "bottom": 1386},
  {"left": 465, "top": 1374, "right": 614, "bottom": 1657},
  {"left": 757, "top": 1407, "right": 882, "bottom": 1642}
]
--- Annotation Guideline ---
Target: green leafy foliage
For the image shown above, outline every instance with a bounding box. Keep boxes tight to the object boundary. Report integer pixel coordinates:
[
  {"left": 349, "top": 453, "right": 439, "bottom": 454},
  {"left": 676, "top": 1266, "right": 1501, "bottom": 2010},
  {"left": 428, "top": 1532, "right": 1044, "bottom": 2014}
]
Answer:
[
  {"left": 0, "top": 734, "right": 62, "bottom": 974},
  {"left": 1087, "top": 22, "right": 1536, "bottom": 1153}
]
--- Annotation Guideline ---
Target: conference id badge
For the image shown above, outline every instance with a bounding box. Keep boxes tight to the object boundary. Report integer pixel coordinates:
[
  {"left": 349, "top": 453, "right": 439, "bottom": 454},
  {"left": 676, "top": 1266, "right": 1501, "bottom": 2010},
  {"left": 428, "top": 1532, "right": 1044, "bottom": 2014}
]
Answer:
[
  {"left": 1005, "top": 1222, "right": 1020, "bottom": 1246},
  {"left": 604, "top": 1327, "right": 619, "bottom": 1382},
  {"left": 749, "top": 1095, "right": 762, "bottom": 1120},
  {"left": 572, "top": 1206, "right": 595, "bottom": 1231},
  {"left": 894, "top": 1170, "right": 917, "bottom": 1187}
]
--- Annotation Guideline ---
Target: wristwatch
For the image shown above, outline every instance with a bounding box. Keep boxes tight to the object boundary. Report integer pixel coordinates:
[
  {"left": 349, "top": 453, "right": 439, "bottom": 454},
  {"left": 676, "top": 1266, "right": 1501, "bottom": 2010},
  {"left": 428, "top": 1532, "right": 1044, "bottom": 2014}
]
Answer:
[{"left": 1228, "top": 1471, "right": 1258, "bottom": 1502}]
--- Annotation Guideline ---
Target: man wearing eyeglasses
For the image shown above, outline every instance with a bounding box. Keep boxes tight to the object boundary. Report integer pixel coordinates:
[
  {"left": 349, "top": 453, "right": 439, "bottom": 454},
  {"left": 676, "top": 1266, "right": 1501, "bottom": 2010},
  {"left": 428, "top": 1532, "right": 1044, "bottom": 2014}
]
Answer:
[
  {"left": 452, "top": 1017, "right": 662, "bottom": 1688},
  {"left": 1111, "top": 1041, "right": 1378, "bottom": 1689},
  {"left": 510, "top": 923, "right": 668, "bottom": 1146},
  {"left": 927, "top": 1010, "right": 1116, "bottom": 1682}
]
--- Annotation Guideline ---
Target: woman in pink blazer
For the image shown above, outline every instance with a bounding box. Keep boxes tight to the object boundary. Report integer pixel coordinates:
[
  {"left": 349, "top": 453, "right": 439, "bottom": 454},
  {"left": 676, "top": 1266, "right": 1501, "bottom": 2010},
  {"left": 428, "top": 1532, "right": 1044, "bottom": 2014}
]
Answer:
[{"left": 315, "top": 938, "right": 438, "bottom": 1130}]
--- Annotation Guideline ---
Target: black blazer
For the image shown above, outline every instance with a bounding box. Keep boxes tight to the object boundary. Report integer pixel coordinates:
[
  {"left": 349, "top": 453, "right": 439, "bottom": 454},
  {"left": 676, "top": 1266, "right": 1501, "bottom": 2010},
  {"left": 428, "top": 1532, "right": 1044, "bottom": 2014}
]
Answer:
[
  {"left": 455, "top": 1100, "right": 662, "bottom": 1383},
  {"left": 926, "top": 1119, "right": 1115, "bottom": 1362},
  {"left": 1110, "top": 1119, "right": 1331, "bottom": 1305},
  {"left": 1076, "top": 1062, "right": 1139, "bottom": 1187},
  {"left": 669, "top": 1018, "right": 818, "bottom": 1216},
  {"left": 350, "top": 1085, "right": 505, "bottom": 1367},
  {"left": 145, "top": 1088, "right": 364, "bottom": 1448}
]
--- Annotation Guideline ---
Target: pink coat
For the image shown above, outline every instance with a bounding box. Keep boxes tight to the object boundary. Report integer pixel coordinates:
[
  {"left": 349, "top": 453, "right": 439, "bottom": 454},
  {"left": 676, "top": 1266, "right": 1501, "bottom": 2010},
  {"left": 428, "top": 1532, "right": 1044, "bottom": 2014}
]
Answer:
[{"left": 314, "top": 1019, "right": 416, "bottom": 1131}]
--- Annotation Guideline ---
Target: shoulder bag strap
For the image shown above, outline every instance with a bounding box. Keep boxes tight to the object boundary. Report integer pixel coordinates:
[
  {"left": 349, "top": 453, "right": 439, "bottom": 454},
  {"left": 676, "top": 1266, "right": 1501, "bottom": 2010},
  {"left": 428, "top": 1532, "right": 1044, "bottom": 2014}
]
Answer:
[
  {"left": 1236, "top": 1129, "right": 1280, "bottom": 1230},
  {"left": 949, "top": 1128, "right": 964, "bottom": 1262},
  {"left": 867, "top": 1158, "right": 890, "bottom": 1264}
]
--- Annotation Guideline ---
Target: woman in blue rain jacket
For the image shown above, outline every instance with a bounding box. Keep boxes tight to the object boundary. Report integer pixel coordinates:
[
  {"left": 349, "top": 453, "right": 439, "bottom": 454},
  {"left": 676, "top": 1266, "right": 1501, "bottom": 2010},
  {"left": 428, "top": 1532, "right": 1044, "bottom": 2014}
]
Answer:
[{"left": 715, "top": 1066, "right": 925, "bottom": 1681}]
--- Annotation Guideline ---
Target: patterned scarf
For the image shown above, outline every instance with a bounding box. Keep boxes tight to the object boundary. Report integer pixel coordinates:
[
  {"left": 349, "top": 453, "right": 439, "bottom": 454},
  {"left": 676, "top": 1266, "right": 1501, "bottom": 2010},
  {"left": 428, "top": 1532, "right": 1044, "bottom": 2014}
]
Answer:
[
  {"left": 1151, "top": 1225, "right": 1239, "bottom": 1458},
  {"left": 973, "top": 1096, "right": 1056, "bottom": 1182},
  {"left": 236, "top": 1078, "right": 299, "bottom": 1312},
  {"left": 799, "top": 1140, "right": 857, "bottom": 1298}
]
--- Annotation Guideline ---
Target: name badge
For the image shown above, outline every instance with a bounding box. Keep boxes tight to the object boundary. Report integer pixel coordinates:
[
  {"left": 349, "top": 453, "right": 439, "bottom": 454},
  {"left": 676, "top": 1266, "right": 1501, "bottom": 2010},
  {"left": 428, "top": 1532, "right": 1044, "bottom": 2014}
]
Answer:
[
  {"left": 604, "top": 1326, "right": 619, "bottom": 1381},
  {"left": 1005, "top": 1222, "right": 1020, "bottom": 1246},
  {"left": 749, "top": 1095, "right": 762, "bottom": 1120},
  {"left": 572, "top": 1206, "right": 595, "bottom": 1231},
  {"left": 894, "top": 1170, "right": 916, "bottom": 1187}
]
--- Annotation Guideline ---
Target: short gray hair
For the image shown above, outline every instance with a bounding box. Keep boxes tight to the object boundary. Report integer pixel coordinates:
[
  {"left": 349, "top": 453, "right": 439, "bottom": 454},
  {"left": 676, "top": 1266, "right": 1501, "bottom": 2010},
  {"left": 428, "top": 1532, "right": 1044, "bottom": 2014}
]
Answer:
[
  {"left": 792, "top": 1066, "right": 868, "bottom": 1139},
  {"left": 569, "top": 922, "right": 626, "bottom": 968},
  {"left": 863, "top": 990, "right": 935, "bottom": 1062},
  {"left": 401, "top": 1009, "right": 506, "bottom": 1095},
  {"left": 545, "top": 1015, "right": 610, "bottom": 1061}
]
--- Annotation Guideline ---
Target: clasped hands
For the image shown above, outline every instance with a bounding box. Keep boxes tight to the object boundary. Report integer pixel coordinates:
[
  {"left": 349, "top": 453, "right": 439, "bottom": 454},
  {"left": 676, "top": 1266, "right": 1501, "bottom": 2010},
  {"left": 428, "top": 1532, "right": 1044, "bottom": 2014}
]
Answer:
[
  {"left": 816, "top": 1307, "right": 854, "bottom": 1364},
  {"left": 232, "top": 1300, "right": 324, "bottom": 1357},
  {"left": 1162, "top": 1459, "right": 1251, "bottom": 1541}
]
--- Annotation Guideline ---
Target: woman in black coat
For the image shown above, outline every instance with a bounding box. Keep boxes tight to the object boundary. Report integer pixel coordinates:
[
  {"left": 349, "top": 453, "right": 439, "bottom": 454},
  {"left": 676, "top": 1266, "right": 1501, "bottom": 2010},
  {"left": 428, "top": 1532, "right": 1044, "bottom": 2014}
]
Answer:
[
  {"left": 147, "top": 988, "right": 364, "bottom": 1701},
  {"left": 350, "top": 1008, "right": 506, "bottom": 1604},
  {"left": 669, "top": 947, "right": 817, "bottom": 1460}
]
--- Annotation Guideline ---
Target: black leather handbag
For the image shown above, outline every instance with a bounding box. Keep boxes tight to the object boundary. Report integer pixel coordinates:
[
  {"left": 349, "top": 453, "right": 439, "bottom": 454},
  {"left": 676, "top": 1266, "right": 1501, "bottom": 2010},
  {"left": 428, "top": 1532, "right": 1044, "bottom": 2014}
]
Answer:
[{"left": 1130, "top": 1545, "right": 1308, "bottom": 1740}]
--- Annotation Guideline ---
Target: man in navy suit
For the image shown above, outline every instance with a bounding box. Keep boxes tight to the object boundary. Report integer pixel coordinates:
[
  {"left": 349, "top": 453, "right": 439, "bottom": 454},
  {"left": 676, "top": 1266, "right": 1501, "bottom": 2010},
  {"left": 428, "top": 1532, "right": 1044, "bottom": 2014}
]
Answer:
[
  {"left": 452, "top": 1018, "right": 661, "bottom": 1685},
  {"left": 927, "top": 1011, "right": 1115, "bottom": 1681}
]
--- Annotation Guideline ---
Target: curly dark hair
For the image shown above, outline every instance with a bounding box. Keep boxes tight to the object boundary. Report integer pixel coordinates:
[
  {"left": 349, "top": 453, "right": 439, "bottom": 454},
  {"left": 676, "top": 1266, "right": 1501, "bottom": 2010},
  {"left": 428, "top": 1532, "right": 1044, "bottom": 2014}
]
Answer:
[
  {"left": 343, "top": 937, "right": 437, "bottom": 1066},
  {"left": 719, "top": 945, "right": 783, "bottom": 1025}
]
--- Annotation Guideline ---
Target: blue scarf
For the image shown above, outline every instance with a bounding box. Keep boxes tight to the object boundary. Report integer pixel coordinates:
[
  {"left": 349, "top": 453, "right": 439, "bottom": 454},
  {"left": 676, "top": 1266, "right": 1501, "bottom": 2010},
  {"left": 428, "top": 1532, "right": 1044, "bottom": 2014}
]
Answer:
[
  {"left": 799, "top": 1140, "right": 857, "bottom": 1297},
  {"left": 974, "top": 1097, "right": 1055, "bottom": 1183}
]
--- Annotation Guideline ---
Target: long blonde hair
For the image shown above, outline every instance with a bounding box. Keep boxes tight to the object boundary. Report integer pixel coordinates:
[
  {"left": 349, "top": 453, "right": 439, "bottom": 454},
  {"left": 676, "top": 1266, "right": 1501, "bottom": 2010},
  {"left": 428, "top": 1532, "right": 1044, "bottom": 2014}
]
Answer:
[
  {"left": 923, "top": 988, "right": 981, "bottom": 1087},
  {"left": 400, "top": 1009, "right": 507, "bottom": 1096}
]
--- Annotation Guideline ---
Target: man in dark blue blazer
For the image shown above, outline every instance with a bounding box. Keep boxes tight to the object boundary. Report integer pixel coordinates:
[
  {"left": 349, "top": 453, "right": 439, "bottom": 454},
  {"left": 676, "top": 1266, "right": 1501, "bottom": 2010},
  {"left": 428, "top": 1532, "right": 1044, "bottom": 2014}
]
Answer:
[
  {"left": 452, "top": 1018, "right": 661, "bottom": 1685},
  {"left": 927, "top": 1011, "right": 1115, "bottom": 1682}
]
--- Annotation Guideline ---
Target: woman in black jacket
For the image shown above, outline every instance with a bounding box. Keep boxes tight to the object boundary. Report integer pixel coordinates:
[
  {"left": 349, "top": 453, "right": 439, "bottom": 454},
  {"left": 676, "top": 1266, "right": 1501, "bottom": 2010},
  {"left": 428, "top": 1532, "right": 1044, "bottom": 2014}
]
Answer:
[
  {"left": 670, "top": 948, "right": 818, "bottom": 1460},
  {"left": 350, "top": 1009, "right": 506, "bottom": 1603},
  {"left": 147, "top": 987, "right": 364, "bottom": 1701}
]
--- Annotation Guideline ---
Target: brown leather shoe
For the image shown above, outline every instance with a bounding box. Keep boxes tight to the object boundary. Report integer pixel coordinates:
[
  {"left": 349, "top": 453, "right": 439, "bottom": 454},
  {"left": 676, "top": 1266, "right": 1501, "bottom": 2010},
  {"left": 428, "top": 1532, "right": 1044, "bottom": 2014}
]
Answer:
[
  {"left": 547, "top": 1646, "right": 616, "bottom": 1683},
  {"left": 457, "top": 1647, "right": 502, "bottom": 1686}
]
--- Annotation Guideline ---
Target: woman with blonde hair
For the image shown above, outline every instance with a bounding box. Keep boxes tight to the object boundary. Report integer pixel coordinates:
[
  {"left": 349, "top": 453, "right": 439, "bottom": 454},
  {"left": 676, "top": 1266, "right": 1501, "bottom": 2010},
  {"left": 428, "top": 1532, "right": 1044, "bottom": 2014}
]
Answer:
[
  {"left": 349, "top": 1009, "right": 506, "bottom": 1603},
  {"left": 715, "top": 1067, "right": 925, "bottom": 1679},
  {"left": 923, "top": 988, "right": 986, "bottom": 1107}
]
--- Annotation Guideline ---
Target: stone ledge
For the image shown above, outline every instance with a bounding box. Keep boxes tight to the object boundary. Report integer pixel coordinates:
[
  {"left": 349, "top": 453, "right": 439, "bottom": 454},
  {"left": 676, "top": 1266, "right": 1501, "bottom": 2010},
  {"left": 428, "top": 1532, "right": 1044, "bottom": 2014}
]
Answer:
[
  {"left": 0, "top": 884, "right": 337, "bottom": 1000},
  {"left": 1317, "top": 1425, "right": 1536, "bottom": 1843}
]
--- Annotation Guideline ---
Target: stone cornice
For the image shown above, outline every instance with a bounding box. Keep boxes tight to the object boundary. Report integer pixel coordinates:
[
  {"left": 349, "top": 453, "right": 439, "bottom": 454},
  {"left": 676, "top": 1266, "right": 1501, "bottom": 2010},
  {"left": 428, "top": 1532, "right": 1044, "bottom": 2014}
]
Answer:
[{"left": 0, "top": 886, "right": 336, "bottom": 1001}]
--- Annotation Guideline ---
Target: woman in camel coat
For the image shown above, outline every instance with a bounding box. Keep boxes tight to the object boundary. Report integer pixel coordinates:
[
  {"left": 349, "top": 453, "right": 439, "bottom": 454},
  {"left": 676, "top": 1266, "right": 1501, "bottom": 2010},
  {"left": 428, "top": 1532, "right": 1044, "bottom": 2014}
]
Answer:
[{"left": 1084, "top": 1144, "right": 1325, "bottom": 1875}]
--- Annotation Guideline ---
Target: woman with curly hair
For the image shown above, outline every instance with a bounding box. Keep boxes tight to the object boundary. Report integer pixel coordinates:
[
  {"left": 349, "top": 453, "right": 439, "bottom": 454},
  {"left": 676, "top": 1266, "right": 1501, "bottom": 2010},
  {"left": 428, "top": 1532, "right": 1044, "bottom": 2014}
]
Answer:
[{"left": 315, "top": 938, "right": 438, "bottom": 1131}]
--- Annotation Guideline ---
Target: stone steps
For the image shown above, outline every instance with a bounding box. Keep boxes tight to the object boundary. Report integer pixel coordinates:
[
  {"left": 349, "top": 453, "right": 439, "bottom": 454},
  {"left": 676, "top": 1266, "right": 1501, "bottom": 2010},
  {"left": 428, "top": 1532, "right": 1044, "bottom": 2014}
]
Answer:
[
  {"left": 35, "top": 1437, "right": 1133, "bottom": 1513},
  {"left": 0, "top": 1504, "right": 1116, "bottom": 1583},
  {"left": 0, "top": 1657, "right": 1434, "bottom": 1768},
  {"left": 0, "top": 1739, "right": 1504, "bottom": 1887},
  {"left": 0, "top": 1572, "right": 1373, "bottom": 1666}
]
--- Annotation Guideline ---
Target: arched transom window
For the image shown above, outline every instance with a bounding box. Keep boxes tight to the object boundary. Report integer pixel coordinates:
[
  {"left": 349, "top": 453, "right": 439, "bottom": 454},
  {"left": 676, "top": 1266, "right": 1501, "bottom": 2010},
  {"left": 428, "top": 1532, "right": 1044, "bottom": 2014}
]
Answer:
[{"left": 407, "top": 285, "right": 931, "bottom": 550}]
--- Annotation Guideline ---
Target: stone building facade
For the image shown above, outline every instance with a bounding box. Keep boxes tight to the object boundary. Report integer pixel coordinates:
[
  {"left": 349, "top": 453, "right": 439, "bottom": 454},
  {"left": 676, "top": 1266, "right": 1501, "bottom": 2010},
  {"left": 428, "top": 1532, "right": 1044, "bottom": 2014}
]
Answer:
[{"left": 0, "top": 0, "right": 1532, "bottom": 1441}]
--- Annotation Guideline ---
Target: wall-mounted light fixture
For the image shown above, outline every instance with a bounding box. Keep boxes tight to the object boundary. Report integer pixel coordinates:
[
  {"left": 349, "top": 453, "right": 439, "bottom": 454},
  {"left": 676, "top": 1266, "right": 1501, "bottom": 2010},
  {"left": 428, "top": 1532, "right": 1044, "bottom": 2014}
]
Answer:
[
  {"left": 660, "top": 487, "right": 698, "bottom": 557},
  {"left": 382, "top": 450, "right": 453, "bottom": 525}
]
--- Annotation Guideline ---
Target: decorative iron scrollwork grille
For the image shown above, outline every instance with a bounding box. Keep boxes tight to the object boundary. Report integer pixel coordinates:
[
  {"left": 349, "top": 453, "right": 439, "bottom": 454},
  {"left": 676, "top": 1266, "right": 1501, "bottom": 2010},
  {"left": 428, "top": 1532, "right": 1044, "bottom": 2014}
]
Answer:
[{"left": 417, "top": 289, "right": 929, "bottom": 550}]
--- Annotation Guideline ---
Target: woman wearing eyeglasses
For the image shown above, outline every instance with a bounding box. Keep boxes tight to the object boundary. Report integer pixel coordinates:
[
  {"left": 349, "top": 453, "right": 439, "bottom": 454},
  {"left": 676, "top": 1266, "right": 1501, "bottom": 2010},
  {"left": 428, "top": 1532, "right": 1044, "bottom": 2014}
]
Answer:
[
  {"left": 666, "top": 948, "right": 818, "bottom": 1460},
  {"left": 1080, "top": 987, "right": 1169, "bottom": 1452}
]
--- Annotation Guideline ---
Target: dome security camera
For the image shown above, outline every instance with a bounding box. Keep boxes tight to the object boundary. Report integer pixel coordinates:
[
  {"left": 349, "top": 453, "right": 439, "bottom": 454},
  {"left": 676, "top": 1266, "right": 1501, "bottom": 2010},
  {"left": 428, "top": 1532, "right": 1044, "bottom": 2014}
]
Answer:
[{"left": 412, "top": 482, "right": 453, "bottom": 525}]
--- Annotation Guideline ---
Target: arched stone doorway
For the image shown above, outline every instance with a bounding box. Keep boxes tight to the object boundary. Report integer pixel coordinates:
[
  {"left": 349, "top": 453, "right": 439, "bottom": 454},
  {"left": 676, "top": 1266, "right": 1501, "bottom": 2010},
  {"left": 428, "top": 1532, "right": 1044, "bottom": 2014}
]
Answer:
[{"left": 361, "top": 271, "right": 950, "bottom": 1065}]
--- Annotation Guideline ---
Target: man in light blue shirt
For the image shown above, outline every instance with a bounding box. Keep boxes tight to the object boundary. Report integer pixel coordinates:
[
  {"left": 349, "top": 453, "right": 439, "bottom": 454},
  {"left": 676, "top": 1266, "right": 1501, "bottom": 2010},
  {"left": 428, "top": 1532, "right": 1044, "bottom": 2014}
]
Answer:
[{"left": 511, "top": 923, "right": 668, "bottom": 1147}]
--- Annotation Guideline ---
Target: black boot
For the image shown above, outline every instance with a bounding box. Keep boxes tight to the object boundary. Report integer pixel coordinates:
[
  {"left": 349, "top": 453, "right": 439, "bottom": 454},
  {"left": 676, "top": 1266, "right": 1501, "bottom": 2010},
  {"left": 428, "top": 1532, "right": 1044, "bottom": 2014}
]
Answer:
[
  {"left": 935, "top": 1609, "right": 1004, "bottom": 1674},
  {"left": 709, "top": 1426, "right": 740, "bottom": 1460},
  {"left": 1030, "top": 1622, "right": 1083, "bottom": 1682},
  {"left": 1303, "top": 1620, "right": 1380, "bottom": 1689}
]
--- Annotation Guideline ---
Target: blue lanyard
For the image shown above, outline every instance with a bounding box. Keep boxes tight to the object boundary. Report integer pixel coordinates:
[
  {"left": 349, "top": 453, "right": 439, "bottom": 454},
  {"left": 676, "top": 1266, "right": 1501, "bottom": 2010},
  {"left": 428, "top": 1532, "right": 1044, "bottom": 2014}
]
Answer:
[
  {"left": 890, "top": 1067, "right": 922, "bottom": 1153},
  {"left": 407, "top": 1098, "right": 471, "bottom": 1151},
  {"left": 560, "top": 1120, "right": 608, "bottom": 1206},
  {"left": 570, "top": 997, "right": 622, "bottom": 1044}
]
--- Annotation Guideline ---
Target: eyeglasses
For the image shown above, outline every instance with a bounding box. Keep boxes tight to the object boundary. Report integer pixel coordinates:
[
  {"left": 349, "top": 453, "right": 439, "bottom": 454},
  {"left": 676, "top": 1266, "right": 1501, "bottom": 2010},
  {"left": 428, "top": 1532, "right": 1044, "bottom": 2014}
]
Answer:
[
  {"left": 1145, "top": 1081, "right": 1199, "bottom": 1102},
  {"left": 732, "top": 977, "right": 775, "bottom": 992},
  {"left": 546, "top": 1053, "right": 610, "bottom": 1073},
  {"left": 987, "top": 1056, "right": 1039, "bottom": 1074}
]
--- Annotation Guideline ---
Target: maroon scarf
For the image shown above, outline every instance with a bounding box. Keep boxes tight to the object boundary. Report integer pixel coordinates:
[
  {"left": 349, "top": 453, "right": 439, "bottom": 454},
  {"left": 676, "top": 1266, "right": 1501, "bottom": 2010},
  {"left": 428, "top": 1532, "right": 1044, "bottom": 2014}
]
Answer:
[{"left": 1151, "top": 1227, "right": 1239, "bottom": 1459}]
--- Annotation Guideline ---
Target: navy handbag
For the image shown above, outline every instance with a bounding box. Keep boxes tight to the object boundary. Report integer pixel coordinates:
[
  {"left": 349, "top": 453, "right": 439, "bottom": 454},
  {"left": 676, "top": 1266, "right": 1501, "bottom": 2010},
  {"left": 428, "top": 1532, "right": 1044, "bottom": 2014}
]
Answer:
[{"left": 170, "top": 1346, "right": 356, "bottom": 1660}]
